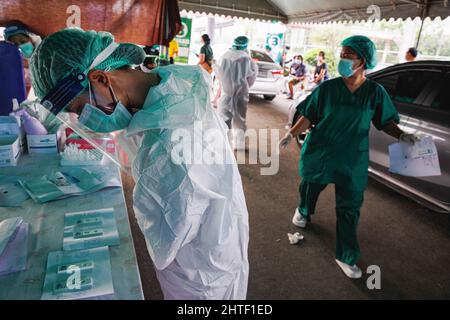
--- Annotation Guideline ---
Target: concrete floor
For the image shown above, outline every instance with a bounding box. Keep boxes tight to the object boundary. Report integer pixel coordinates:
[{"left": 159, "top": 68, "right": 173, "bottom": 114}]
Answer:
[{"left": 122, "top": 95, "right": 450, "bottom": 300}]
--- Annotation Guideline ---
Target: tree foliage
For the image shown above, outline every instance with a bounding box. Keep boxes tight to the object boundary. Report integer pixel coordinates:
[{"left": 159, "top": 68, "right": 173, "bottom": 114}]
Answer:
[{"left": 304, "top": 48, "right": 337, "bottom": 77}]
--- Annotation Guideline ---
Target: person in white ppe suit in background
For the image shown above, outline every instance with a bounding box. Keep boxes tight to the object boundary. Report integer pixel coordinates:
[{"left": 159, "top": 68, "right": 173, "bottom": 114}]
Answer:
[
  {"left": 215, "top": 36, "right": 258, "bottom": 150},
  {"left": 30, "top": 28, "right": 250, "bottom": 300}
]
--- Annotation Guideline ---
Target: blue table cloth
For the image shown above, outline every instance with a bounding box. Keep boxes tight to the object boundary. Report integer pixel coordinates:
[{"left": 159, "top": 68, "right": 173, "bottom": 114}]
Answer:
[{"left": 0, "top": 154, "right": 143, "bottom": 300}]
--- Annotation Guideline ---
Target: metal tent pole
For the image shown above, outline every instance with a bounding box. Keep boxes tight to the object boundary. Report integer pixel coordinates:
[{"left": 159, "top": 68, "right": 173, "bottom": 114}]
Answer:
[
  {"left": 415, "top": 0, "right": 429, "bottom": 49},
  {"left": 415, "top": 19, "right": 425, "bottom": 48}
]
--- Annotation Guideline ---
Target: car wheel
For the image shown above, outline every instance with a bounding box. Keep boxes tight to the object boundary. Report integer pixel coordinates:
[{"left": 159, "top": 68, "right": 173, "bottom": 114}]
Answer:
[{"left": 263, "top": 95, "right": 276, "bottom": 101}]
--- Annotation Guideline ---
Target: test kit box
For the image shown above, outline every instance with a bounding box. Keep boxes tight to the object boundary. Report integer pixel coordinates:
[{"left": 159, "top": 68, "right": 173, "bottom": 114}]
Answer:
[
  {"left": 65, "top": 128, "right": 116, "bottom": 154},
  {"left": 27, "top": 133, "right": 59, "bottom": 154},
  {"left": 0, "top": 135, "right": 21, "bottom": 167},
  {"left": 0, "top": 116, "right": 22, "bottom": 167}
]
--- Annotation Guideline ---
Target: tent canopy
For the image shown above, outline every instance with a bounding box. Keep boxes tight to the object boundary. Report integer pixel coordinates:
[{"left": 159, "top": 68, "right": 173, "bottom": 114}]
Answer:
[
  {"left": 0, "top": 0, "right": 181, "bottom": 46},
  {"left": 179, "top": 0, "right": 287, "bottom": 22},
  {"left": 179, "top": 0, "right": 450, "bottom": 23}
]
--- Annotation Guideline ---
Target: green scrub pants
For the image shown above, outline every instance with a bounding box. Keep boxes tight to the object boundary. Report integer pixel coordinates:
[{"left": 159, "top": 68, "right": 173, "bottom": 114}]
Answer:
[{"left": 298, "top": 180, "right": 364, "bottom": 266}]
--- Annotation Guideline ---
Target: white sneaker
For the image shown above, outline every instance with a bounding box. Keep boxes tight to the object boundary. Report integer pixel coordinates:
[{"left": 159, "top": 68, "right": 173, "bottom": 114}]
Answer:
[
  {"left": 292, "top": 208, "right": 307, "bottom": 228},
  {"left": 335, "top": 259, "right": 362, "bottom": 279}
]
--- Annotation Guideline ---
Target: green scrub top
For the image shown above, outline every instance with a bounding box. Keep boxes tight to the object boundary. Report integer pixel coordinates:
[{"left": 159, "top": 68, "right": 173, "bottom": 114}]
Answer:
[
  {"left": 200, "top": 44, "right": 214, "bottom": 65},
  {"left": 297, "top": 77, "right": 400, "bottom": 191}
]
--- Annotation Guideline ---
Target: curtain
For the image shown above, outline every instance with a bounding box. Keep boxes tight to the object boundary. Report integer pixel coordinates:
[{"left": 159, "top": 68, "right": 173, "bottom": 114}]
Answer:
[{"left": 0, "top": 0, "right": 181, "bottom": 45}]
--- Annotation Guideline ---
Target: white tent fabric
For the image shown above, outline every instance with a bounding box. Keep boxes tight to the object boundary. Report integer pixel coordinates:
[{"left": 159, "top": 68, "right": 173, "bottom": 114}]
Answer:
[
  {"left": 178, "top": 0, "right": 450, "bottom": 23},
  {"left": 178, "top": 0, "right": 287, "bottom": 22}
]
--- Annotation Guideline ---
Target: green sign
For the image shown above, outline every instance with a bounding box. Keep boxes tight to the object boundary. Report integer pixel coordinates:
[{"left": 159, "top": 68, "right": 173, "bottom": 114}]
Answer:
[
  {"left": 265, "top": 33, "right": 284, "bottom": 64},
  {"left": 175, "top": 17, "right": 192, "bottom": 64}
]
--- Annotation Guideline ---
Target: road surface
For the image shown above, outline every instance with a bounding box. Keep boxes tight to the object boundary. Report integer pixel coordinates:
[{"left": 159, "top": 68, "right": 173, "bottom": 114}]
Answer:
[{"left": 122, "top": 95, "right": 450, "bottom": 300}]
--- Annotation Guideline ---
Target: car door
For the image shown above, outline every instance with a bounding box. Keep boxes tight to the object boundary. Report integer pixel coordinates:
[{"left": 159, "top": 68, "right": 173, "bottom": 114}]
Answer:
[{"left": 369, "top": 66, "right": 450, "bottom": 208}]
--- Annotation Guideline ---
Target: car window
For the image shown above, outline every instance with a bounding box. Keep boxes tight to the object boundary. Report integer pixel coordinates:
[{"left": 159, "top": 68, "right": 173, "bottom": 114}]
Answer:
[
  {"left": 374, "top": 71, "right": 439, "bottom": 105},
  {"left": 431, "top": 73, "right": 450, "bottom": 112},
  {"left": 251, "top": 51, "right": 274, "bottom": 63}
]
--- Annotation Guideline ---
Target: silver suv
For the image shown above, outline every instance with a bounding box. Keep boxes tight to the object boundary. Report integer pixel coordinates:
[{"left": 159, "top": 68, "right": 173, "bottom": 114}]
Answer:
[{"left": 289, "top": 61, "right": 450, "bottom": 213}]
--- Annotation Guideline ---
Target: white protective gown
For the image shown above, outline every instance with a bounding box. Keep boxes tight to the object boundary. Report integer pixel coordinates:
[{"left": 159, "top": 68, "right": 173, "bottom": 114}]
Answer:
[
  {"left": 125, "top": 65, "right": 250, "bottom": 300},
  {"left": 214, "top": 49, "right": 257, "bottom": 134}
]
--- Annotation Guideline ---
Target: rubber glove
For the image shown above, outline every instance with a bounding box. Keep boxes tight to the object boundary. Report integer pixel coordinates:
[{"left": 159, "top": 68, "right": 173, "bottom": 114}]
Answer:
[
  {"left": 399, "top": 133, "right": 420, "bottom": 145},
  {"left": 279, "top": 132, "right": 293, "bottom": 149},
  {"left": 287, "top": 232, "right": 304, "bottom": 245}
]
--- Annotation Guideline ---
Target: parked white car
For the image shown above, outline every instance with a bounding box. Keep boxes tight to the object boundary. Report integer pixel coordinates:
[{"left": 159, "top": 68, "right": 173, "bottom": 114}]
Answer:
[{"left": 249, "top": 50, "right": 284, "bottom": 100}]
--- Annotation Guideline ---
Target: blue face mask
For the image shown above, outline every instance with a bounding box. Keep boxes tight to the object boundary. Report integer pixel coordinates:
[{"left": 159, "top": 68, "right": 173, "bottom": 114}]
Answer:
[
  {"left": 78, "top": 80, "right": 132, "bottom": 133},
  {"left": 79, "top": 101, "right": 132, "bottom": 133},
  {"left": 338, "top": 58, "right": 357, "bottom": 78},
  {"left": 19, "top": 42, "right": 34, "bottom": 59}
]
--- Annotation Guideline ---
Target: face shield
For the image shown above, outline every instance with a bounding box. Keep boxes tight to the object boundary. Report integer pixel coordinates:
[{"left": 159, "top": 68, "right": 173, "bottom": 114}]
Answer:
[{"left": 36, "top": 42, "right": 138, "bottom": 174}]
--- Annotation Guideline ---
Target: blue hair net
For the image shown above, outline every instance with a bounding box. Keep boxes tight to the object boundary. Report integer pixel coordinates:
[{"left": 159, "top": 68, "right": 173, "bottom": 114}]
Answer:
[
  {"left": 30, "top": 28, "right": 145, "bottom": 100},
  {"left": 232, "top": 36, "right": 249, "bottom": 50},
  {"left": 341, "top": 35, "right": 377, "bottom": 69}
]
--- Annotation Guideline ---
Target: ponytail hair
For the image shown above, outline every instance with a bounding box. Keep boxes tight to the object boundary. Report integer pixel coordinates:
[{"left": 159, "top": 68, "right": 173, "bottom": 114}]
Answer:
[{"left": 201, "top": 34, "right": 211, "bottom": 45}]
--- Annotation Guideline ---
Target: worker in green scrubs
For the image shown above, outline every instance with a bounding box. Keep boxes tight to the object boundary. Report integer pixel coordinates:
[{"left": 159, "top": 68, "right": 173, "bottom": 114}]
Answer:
[{"left": 279, "top": 35, "right": 420, "bottom": 279}]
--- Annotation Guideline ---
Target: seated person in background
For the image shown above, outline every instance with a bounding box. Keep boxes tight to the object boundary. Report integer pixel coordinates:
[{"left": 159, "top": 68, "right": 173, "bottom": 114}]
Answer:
[
  {"left": 289, "top": 55, "right": 300, "bottom": 73},
  {"left": 287, "top": 55, "right": 307, "bottom": 99},
  {"left": 405, "top": 47, "right": 418, "bottom": 62},
  {"left": 313, "top": 51, "right": 329, "bottom": 84}
]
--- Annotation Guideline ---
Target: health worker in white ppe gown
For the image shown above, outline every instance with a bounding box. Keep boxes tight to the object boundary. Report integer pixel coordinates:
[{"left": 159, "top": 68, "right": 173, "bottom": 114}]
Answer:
[
  {"left": 30, "top": 28, "right": 250, "bottom": 300},
  {"left": 215, "top": 36, "right": 258, "bottom": 150}
]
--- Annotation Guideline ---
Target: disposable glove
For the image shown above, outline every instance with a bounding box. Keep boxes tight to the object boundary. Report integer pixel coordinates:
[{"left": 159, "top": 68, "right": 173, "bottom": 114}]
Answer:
[
  {"left": 399, "top": 133, "right": 420, "bottom": 145},
  {"left": 279, "top": 132, "right": 293, "bottom": 149}
]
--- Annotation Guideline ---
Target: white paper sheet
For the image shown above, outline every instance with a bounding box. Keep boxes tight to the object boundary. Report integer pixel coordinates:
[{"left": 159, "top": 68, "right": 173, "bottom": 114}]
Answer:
[
  {"left": 0, "top": 218, "right": 29, "bottom": 276},
  {"left": 41, "top": 246, "right": 114, "bottom": 300},
  {"left": 63, "top": 208, "right": 120, "bottom": 251},
  {"left": 389, "top": 136, "right": 441, "bottom": 177}
]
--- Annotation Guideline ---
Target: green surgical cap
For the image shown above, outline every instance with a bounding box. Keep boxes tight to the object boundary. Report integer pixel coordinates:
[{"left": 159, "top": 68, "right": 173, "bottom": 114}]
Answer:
[
  {"left": 232, "top": 36, "right": 249, "bottom": 50},
  {"left": 30, "top": 28, "right": 145, "bottom": 99},
  {"left": 341, "top": 35, "right": 377, "bottom": 69}
]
